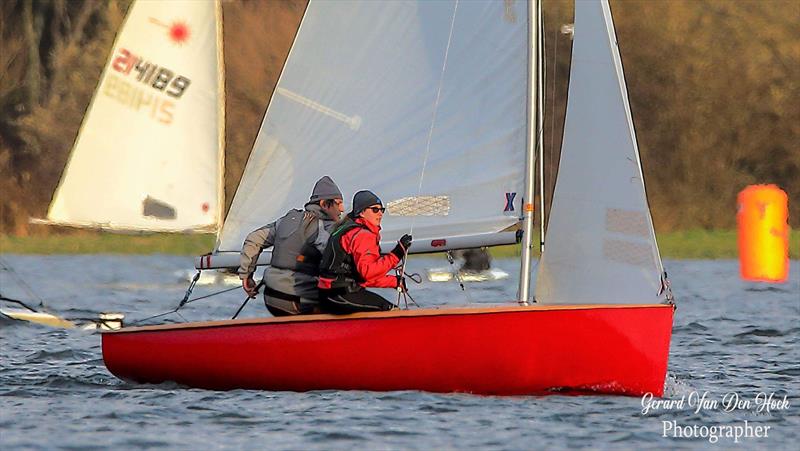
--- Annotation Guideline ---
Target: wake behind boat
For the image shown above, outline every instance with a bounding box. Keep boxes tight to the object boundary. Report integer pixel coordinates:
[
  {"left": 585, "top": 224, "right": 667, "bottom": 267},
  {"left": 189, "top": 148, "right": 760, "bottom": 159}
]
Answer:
[{"left": 102, "top": 0, "right": 675, "bottom": 396}]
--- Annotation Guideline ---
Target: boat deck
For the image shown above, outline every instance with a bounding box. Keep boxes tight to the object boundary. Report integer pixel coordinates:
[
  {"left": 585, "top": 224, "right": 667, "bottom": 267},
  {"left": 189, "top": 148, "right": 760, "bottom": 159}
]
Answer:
[{"left": 107, "top": 303, "right": 674, "bottom": 333}]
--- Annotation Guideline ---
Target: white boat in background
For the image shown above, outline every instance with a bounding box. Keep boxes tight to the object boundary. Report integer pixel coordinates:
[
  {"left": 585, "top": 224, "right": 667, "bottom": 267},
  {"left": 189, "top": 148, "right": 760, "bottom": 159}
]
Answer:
[
  {"left": 0, "top": 307, "right": 123, "bottom": 330},
  {"left": 15, "top": 0, "right": 225, "bottom": 329},
  {"left": 426, "top": 267, "right": 510, "bottom": 283},
  {"left": 33, "top": 0, "right": 225, "bottom": 233}
]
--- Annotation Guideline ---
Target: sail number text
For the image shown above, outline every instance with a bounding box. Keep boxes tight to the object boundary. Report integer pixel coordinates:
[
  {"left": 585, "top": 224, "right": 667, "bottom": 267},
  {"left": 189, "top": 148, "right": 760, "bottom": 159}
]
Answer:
[
  {"left": 101, "top": 48, "right": 194, "bottom": 125},
  {"left": 112, "top": 48, "right": 191, "bottom": 98}
]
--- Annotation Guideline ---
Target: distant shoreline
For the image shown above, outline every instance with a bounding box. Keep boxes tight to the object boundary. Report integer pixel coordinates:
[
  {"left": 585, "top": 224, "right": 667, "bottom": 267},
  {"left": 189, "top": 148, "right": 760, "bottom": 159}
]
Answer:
[{"left": 0, "top": 230, "right": 797, "bottom": 259}]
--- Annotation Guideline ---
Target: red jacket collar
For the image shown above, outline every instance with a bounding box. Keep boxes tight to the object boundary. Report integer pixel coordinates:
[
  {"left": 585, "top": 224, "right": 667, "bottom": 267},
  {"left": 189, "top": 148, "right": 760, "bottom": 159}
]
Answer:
[{"left": 354, "top": 216, "right": 381, "bottom": 235}]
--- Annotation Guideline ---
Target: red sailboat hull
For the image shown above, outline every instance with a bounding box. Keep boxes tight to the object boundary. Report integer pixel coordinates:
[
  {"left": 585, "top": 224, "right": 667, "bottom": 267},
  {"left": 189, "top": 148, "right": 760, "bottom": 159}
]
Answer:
[{"left": 102, "top": 304, "right": 673, "bottom": 396}]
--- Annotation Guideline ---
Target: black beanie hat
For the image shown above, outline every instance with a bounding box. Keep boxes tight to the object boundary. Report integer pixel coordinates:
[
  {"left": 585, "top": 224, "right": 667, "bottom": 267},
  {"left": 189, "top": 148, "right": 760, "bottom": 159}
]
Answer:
[{"left": 352, "top": 190, "right": 383, "bottom": 216}]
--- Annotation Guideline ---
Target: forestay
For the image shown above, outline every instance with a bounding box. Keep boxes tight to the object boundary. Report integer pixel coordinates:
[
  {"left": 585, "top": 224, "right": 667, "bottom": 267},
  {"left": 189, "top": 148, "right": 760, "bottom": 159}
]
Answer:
[
  {"left": 217, "top": 0, "right": 528, "bottom": 253},
  {"left": 535, "top": 0, "right": 666, "bottom": 304},
  {"left": 44, "top": 0, "right": 224, "bottom": 232}
]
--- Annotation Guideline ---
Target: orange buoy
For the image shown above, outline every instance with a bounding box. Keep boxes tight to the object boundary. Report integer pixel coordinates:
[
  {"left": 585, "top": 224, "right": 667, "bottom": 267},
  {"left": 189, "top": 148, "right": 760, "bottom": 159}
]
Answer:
[{"left": 737, "top": 184, "right": 790, "bottom": 282}]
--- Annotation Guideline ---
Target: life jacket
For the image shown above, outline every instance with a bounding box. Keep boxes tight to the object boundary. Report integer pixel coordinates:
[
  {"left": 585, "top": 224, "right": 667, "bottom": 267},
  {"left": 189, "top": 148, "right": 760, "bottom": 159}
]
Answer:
[
  {"left": 318, "top": 215, "right": 366, "bottom": 290},
  {"left": 269, "top": 209, "right": 325, "bottom": 276}
]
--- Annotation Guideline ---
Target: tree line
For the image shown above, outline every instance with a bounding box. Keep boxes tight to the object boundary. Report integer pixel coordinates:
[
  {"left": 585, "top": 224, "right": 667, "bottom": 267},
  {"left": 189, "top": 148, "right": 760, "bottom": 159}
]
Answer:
[{"left": 0, "top": 0, "right": 797, "bottom": 235}]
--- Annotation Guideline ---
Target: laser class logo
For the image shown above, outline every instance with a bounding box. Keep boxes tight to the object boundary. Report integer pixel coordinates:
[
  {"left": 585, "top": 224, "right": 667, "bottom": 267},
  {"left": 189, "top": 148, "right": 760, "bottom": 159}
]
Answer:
[{"left": 148, "top": 17, "right": 191, "bottom": 46}]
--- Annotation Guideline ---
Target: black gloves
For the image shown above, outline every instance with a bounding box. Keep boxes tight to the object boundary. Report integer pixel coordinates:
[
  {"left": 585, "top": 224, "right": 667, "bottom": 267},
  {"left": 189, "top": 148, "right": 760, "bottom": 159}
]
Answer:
[{"left": 391, "top": 234, "right": 413, "bottom": 258}]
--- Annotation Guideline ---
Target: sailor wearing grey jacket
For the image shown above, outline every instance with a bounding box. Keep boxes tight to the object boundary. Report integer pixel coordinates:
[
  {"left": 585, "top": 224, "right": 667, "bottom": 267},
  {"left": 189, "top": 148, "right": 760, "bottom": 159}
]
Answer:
[{"left": 238, "top": 176, "right": 344, "bottom": 316}]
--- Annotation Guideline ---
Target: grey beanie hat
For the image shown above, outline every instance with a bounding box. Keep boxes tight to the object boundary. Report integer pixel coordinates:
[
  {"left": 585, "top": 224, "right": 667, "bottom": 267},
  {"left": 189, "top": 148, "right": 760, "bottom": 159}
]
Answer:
[
  {"left": 352, "top": 190, "right": 383, "bottom": 216},
  {"left": 309, "top": 176, "right": 343, "bottom": 203}
]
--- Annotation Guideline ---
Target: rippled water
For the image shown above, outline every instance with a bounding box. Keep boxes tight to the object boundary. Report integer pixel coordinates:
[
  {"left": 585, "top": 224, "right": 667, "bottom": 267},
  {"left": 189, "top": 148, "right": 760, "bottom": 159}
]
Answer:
[{"left": 1, "top": 255, "right": 798, "bottom": 449}]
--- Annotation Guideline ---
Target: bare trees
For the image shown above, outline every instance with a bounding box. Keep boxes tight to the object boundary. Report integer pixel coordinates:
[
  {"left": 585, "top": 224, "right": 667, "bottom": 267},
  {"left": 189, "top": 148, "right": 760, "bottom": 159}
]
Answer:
[{"left": 0, "top": 0, "right": 797, "bottom": 234}]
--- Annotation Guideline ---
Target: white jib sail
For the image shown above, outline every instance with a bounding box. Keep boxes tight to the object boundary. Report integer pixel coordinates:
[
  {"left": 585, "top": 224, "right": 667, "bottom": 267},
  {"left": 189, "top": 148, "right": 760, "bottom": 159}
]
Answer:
[
  {"left": 45, "top": 0, "right": 224, "bottom": 232},
  {"left": 535, "top": 0, "right": 666, "bottom": 304},
  {"left": 217, "top": 0, "right": 528, "bottom": 253}
]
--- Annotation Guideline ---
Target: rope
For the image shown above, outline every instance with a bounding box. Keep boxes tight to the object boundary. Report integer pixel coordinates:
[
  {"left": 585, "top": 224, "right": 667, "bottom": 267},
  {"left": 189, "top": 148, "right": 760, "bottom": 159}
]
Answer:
[
  {"left": 411, "top": 0, "right": 459, "bottom": 238},
  {"left": 0, "top": 256, "right": 46, "bottom": 307},
  {"left": 0, "top": 260, "right": 242, "bottom": 327},
  {"left": 397, "top": 0, "right": 460, "bottom": 296},
  {"left": 127, "top": 284, "right": 241, "bottom": 326},
  {"left": 394, "top": 266, "right": 421, "bottom": 309},
  {"left": 0, "top": 295, "right": 40, "bottom": 313}
]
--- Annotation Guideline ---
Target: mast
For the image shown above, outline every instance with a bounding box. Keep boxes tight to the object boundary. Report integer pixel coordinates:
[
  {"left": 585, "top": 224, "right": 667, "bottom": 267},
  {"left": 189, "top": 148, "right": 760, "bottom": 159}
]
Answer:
[
  {"left": 518, "top": 0, "right": 541, "bottom": 305},
  {"left": 215, "top": 0, "right": 226, "bottom": 237}
]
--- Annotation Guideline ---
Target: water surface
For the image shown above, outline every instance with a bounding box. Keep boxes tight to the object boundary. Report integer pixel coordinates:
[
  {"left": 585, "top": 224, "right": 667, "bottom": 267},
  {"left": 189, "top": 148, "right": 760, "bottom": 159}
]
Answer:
[{"left": 1, "top": 256, "right": 798, "bottom": 449}]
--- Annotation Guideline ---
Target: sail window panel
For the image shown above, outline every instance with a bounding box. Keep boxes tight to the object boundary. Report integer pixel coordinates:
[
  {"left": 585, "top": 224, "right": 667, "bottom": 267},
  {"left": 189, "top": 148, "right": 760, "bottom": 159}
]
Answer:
[
  {"left": 218, "top": 0, "right": 527, "bottom": 252},
  {"left": 142, "top": 196, "right": 177, "bottom": 220},
  {"left": 47, "top": 0, "right": 223, "bottom": 232},
  {"left": 387, "top": 196, "right": 451, "bottom": 217},
  {"left": 605, "top": 208, "right": 650, "bottom": 237}
]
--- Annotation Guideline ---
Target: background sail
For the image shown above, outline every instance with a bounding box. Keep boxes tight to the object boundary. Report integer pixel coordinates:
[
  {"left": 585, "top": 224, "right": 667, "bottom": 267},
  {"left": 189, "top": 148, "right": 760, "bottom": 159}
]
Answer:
[
  {"left": 217, "top": 0, "right": 527, "bottom": 252},
  {"left": 535, "top": 0, "right": 666, "bottom": 304},
  {"left": 46, "top": 0, "right": 224, "bottom": 232}
]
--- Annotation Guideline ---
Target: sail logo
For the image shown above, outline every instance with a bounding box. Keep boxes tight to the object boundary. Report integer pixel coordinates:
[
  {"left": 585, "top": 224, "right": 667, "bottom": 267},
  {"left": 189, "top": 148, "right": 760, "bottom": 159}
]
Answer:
[
  {"left": 504, "top": 192, "right": 516, "bottom": 212},
  {"left": 148, "top": 17, "right": 191, "bottom": 46}
]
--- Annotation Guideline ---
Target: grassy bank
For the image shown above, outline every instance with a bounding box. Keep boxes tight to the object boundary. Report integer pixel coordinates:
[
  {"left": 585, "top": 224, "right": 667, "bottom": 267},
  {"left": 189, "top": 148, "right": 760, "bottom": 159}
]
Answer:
[
  {"left": 1, "top": 230, "right": 797, "bottom": 259},
  {"left": 489, "top": 229, "right": 798, "bottom": 259},
  {"left": 0, "top": 233, "right": 216, "bottom": 255}
]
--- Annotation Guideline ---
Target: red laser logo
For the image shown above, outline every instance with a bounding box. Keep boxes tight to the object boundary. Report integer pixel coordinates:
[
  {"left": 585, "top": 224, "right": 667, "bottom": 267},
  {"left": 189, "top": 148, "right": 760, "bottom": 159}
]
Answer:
[
  {"left": 148, "top": 18, "right": 191, "bottom": 46},
  {"left": 168, "top": 21, "right": 190, "bottom": 45}
]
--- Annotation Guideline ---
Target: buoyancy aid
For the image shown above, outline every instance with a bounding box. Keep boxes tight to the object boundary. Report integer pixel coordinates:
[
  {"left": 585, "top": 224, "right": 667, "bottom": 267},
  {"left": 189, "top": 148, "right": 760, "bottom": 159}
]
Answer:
[
  {"left": 270, "top": 209, "right": 325, "bottom": 275},
  {"left": 318, "top": 216, "right": 366, "bottom": 290}
]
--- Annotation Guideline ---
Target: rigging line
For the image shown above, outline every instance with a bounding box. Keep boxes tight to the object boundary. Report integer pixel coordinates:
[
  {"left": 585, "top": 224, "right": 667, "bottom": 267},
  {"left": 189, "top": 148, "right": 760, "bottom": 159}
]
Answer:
[
  {"left": 546, "top": 3, "right": 561, "bottom": 223},
  {"left": 400, "top": 0, "right": 460, "bottom": 294},
  {"left": 127, "top": 285, "right": 241, "bottom": 326},
  {"left": 0, "top": 256, "right": 46, "bottom": 307},
  {"left": 0, "top": 295, "right": 40, "bottom": 313},
  {"left": 411, "top": 0, "right": 460, "bottom": 237},
  {"left": 182, "top": 285, "right": 240, "bottom": 305}
]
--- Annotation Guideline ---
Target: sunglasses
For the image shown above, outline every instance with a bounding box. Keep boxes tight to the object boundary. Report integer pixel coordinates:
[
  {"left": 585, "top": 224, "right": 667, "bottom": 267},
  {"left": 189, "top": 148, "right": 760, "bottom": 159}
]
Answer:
[{"left": 367, "top": 206, "right": 386, "bottom": 213}]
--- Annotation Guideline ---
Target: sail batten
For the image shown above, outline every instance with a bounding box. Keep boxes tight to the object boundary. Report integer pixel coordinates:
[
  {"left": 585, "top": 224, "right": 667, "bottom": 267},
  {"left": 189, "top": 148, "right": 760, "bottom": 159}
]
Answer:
[
  {"left": 46, "top": 0, "right": 223, "bottom": 233},
  {"left": 217, "top": 0, "right": 528, "bottom": 253},
  {"left": 535, "top": 0, "right": 666, "bottom": 305}
]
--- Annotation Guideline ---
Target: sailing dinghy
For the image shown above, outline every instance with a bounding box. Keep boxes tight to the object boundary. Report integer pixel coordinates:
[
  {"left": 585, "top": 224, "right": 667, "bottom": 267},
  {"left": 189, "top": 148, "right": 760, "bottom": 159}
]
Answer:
[
  {"left": 32, "top": 0, "right": 225, "bottom": 233},
  {"left": 5, "top": 0, "right": 225, "bottom": 328},
  {"left": 103, "top": 0, "right": 675, "bottom": 396}
]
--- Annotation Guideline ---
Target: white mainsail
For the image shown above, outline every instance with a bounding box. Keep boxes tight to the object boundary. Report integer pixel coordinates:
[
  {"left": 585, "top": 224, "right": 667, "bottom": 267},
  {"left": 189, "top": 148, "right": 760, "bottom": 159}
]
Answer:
[
  {"left": 534, "top": 0, "right": 666, "bottom": 304},
  {"left": 44, "top": 0, "right": 224, "bottom": 232},
  {"left": 217, "top": 0, "right": 528, "bottom": 253}
]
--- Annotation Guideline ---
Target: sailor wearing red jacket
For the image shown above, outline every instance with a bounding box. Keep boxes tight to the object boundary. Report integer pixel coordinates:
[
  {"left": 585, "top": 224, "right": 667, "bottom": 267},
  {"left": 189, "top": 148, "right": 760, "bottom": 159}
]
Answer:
[{"left": 318, "top": 190, "right": 412, "bottom": 314}]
